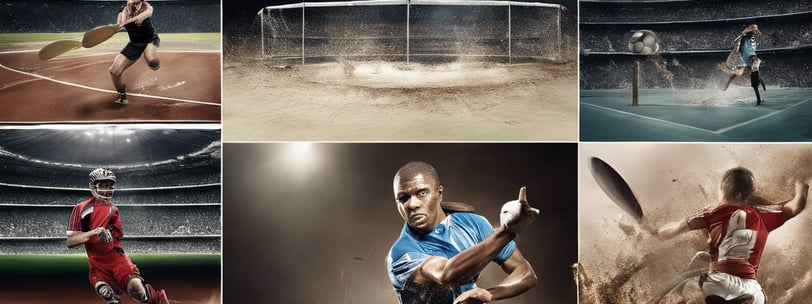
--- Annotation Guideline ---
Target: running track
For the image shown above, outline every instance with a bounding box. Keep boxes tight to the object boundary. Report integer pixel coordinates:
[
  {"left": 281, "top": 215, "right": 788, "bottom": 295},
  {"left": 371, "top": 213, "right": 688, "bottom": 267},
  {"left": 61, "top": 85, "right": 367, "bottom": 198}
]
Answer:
[{"left": 0, "top": 49, "right": 220, "bottom": 122}]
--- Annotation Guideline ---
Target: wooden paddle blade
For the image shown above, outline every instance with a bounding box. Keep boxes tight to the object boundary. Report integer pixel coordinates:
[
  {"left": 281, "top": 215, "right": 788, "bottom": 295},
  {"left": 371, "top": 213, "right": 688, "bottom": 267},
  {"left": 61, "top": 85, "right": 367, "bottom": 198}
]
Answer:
[
  {"left": 82, "top": 24, "right": 120, "bottom": 48},
  {"left": 588, "top": 157, "right": 644, "bottom": 221},
  {"left": 38, "top": 40, "right": 82, "bottom": 60}
]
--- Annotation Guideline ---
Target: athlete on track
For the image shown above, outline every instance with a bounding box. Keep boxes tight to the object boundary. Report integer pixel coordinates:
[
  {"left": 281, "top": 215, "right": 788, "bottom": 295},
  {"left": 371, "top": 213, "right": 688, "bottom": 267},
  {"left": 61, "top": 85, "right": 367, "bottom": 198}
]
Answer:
[
  {"left": 110, "top": 0, "right": 161, "bottom": 105},
  {"left": 67, "top": 168, "right": 169, "bottom": 304},
  {"left": 386, "top": 161, "right": 539, "bottom": 304},
  {"left": 657, "top": 167, "right": 808, "bottom": 304}
]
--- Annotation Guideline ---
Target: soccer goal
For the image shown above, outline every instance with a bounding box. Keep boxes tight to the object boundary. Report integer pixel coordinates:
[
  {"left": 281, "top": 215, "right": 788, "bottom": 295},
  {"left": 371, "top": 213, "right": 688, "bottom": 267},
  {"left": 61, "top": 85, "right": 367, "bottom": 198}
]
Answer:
[{"left": 258, "top": 0, "right": 563, "bottom": 64}]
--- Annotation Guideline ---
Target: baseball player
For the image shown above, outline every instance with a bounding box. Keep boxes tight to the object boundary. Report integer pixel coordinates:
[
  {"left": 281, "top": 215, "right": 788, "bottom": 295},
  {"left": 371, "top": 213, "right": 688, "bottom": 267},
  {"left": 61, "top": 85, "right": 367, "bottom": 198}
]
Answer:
[
  {"left": 67, "top": 168, "right": 169, "bottom": 304},
  {"left": 722, "top": 24, "right": 776, "bottom": 105},
  {"left": 386, "top": 161, "right": 539, "bottom": 304},
  {"left": 110, "top": 0, "right": 161, "bottom": 104},
  {"left": 657, "top": 167, "right": 808, "bottom": 304}
]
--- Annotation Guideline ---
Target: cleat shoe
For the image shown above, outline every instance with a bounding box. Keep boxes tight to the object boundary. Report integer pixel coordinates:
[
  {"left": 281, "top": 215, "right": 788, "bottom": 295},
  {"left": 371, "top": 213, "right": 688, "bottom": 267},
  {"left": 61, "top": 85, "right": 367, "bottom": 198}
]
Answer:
[
  {"left": 158, "top": 289, "right": 168, "bottom": 304},
  {"left": 114, "top": 92, "right": 128, "bottom": 105}
]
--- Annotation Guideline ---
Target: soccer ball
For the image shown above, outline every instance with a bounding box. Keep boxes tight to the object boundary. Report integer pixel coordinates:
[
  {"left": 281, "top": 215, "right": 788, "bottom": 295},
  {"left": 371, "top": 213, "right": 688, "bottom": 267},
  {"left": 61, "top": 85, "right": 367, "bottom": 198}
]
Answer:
[{"left": 628, "top": 30, "right": 659, "bottom": 55}]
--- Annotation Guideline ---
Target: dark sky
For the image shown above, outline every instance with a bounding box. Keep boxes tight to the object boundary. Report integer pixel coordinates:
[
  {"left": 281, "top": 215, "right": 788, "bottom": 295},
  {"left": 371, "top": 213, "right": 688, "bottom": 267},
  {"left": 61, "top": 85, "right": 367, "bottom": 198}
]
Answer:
[{"left": 223, "top": 143, "right": 578, "bottom": 303}]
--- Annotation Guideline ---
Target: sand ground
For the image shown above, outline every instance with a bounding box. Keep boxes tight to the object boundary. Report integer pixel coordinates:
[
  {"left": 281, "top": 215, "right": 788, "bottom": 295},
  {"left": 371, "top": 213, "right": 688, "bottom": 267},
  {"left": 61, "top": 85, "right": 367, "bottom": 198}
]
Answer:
[{"left": 223, "top": 59, "right": 577, "bottom": 141}]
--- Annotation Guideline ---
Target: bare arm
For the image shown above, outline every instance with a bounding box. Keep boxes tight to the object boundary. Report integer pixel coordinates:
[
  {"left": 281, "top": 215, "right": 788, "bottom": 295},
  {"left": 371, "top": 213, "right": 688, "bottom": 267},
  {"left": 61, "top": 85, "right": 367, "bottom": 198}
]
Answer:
[
  {"left": 754, "top": 29, "right": 777, "bottom": 45},
  {"left": 657, "top": 218, "right": 690, "bottom": 240},
  {"left": 415, "top": 226, "right": 516, "bottom": 287},
  {"left": 117, "top": 8, "right": 128, "bottom": 25},
  {"left": 66, "top": 227, "right": 103, "bottom": 248},
  {"left": 782, "top": 180, "right": 809, "bottom": 220},
  {"left": 136, "top": 2, "right": 153, "bottom": 21},
  {"left": 415, "top": 187, "right": 536, "bottom": 287},
  {"left": 452, "top": 249, "right": 537, "bottom": 304},
  {"left": 118, "top": 2, "right": 153, "bottom": 27},
  {"left": 487, "top": 249, "right": 537, "bottom": 300}
]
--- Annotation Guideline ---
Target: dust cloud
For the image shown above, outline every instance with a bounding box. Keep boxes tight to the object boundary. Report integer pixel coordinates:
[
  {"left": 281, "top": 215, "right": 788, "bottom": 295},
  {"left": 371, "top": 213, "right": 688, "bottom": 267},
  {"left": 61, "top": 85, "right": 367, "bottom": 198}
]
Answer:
[{"left": 579, "top": 144, "right": 812, "bottom": 304}]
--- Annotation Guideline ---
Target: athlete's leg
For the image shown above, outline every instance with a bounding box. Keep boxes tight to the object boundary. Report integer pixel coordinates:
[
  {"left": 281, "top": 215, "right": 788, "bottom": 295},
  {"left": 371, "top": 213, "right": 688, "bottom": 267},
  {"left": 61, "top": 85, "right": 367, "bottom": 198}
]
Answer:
[
  {"left": 751, "top": 57, "right": 761, "bottom": 72},
  {"left": 749, "top": 58, "right": 763, "bottom": 105},
  {"left": 126, "top": 274, "right": 148, "bottom": 303},
  {"left": 90, "top": 266, "right": 122, "bottom": 304},
  {"left": 704, "top": 294, "right": 754, "bottom": 304},
  {"left": 753, "top": 85, "right": 762, "bottom": 105},
  {"left": 110, "top": 54, "right": 136, "bottom": 103},
  {"left": 723, "top": 68, "right": 744, "bottom": 91},
  {"left": 126, "top": 274, "right": 169, "bottom": 304},
  {"left": 95, "top": 281, "right": 122, "bottom": 304},
  {"left": 143, "top": 42, "right": 160, "bottom": 71},
  {"left": 110, "top": 54, "right": 136, "bottom": 92},
  {"left": 750, "top": 71, "right": 761, "bottom": 105},
  {"left": 751, "top": 58, "right": 765, "bottom": 91},
  {"left": 723, "top": 74, "right": 736, "bottom": 91},
  {"left": 699, "top": 273, "right": 764, "bottom": 304}
]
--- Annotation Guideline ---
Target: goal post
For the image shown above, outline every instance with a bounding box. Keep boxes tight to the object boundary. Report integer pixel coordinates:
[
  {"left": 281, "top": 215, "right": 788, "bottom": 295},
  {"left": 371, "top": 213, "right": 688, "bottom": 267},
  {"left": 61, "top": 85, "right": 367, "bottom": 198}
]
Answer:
[{"left": 260, "top": 0, "right": 564, "bottom": 64}]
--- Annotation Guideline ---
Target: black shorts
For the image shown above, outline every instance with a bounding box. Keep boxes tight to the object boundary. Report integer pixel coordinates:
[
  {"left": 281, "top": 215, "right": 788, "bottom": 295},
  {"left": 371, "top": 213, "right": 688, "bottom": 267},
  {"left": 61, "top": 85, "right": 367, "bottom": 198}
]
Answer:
[{"left": 120, "top": 37, "right": 160, "bottom": 61}]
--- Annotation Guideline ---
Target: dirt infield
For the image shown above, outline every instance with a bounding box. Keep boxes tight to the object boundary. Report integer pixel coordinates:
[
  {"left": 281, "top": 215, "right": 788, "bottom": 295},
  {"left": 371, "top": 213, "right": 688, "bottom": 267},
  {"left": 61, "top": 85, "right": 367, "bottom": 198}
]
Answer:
[
  {"left": 0, "top": 276, "right": 220, "bottom": 304},
  {"left": 0, "top": 43, "right": 220, "bottom": 122}
]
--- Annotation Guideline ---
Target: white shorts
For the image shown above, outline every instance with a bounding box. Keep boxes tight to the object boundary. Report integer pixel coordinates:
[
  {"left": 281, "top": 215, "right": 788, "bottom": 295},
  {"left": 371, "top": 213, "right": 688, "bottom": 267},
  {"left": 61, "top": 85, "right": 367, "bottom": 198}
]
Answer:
[{"left": 700, "top": 272, "right": 765, "bottom": 304}]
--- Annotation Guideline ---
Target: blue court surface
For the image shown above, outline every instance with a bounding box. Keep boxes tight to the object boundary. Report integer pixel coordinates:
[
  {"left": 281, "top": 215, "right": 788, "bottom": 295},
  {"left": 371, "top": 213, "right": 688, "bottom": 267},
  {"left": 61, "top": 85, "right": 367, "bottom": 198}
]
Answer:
[{"left": 580, "top": 88, "right": 812, "bottom": 141}]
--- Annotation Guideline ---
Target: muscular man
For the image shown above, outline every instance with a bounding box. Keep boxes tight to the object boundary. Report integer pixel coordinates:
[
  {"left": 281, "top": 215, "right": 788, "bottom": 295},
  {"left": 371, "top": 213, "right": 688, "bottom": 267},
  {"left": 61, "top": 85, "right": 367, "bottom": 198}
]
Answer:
[
  {"left": 386, "top": 161, "right": 539, "bottom": 304},
  {"left": 658, "top": 167, "right": 808, "bottom": 304},
  {"left": 723, "top": 24, "right": 776, "bottom": 105},
  {"left": 110, "top": 0, "right": 161, "bottom": 104},
  {"left": 67, "top": 168, "right": 169, "bottom": 304}
]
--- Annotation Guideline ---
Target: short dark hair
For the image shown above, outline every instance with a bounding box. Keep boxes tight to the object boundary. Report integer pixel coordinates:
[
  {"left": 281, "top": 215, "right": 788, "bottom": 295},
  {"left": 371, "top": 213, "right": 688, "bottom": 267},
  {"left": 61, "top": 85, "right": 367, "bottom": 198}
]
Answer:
[
  {"left": 720, "top": 167, "right": 754, "bottom": 204},
  {"left": 393, "top": 161, "right": 440, "bottom": 188}
]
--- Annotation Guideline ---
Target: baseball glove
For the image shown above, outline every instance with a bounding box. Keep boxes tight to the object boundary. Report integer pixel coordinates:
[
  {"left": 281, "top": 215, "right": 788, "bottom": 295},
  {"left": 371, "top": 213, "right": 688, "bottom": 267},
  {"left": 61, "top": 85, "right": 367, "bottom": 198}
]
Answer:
[{"left": 98, "top": 228, "right": 113, "bottom": 244}]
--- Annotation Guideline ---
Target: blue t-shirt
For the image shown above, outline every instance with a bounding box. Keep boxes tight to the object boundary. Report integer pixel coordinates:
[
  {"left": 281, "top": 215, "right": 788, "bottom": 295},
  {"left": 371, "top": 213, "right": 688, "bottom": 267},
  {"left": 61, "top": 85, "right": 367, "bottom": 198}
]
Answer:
[{"left": 386, "top": 212, "right": 516, "bottom": 304}]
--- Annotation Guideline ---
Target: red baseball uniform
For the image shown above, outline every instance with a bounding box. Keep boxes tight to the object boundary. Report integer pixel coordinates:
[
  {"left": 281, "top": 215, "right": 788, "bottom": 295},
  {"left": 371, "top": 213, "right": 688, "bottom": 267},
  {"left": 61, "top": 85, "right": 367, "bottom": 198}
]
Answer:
[
  {"left": 686, "top": 204, "right": 788, "bottom": 279},
  {"left": 68, "top": 197, "right": 141, "bottom": 290}
]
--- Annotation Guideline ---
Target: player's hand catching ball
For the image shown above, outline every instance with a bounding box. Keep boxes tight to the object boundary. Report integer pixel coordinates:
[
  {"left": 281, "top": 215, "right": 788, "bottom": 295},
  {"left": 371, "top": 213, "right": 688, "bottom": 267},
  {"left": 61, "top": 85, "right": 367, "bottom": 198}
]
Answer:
[
  {"left": 96, "top": 227, "right": 113, "bottom": 244},
  {"left": 500, "top": 187, "right": 540, "bottom": 235}
]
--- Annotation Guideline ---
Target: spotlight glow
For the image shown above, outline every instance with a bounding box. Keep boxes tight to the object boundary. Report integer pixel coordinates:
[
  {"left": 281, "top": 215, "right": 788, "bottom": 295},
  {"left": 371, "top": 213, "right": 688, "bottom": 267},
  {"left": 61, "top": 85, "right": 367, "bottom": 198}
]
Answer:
[{"left": 268, "top": 142, "right": 324, "bottom": 180}]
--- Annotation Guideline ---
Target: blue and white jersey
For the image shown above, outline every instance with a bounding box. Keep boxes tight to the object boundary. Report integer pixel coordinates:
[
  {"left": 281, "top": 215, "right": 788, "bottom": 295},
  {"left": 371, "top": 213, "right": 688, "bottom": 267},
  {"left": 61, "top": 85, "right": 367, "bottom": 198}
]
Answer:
[
  {"left": 386, "top": 212, "right": 516, "bottom": 304},
  {"left": 739, "top": 32, "right": 758, "bottom": 65}
]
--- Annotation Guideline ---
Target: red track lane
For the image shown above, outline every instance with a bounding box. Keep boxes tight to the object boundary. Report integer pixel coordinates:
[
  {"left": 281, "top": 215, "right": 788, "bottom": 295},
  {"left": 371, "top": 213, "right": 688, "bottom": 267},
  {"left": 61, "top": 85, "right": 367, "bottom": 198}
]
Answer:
[{"left": 0, "top": 51, "right": 221, "bottom": 122}]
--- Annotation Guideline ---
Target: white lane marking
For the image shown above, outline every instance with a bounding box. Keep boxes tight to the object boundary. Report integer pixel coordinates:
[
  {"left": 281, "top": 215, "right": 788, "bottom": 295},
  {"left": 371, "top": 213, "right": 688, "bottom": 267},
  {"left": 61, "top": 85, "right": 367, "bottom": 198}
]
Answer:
[
  {"left": 714, "top": 97, "right": 812, "bottom": 134},
  {"left": 581, "top": 102, "right": 718, "bottom": 134},
  {"left": 0, "top": 51, "right": 220, "bottom": 107}
]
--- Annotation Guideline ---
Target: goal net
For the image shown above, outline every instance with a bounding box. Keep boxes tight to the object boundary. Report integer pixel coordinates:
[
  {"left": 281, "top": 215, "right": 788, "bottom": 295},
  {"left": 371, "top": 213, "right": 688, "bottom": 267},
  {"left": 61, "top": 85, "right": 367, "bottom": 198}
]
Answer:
[{"left": 259, "top": 0, "right": 563, "bottom": 63}]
